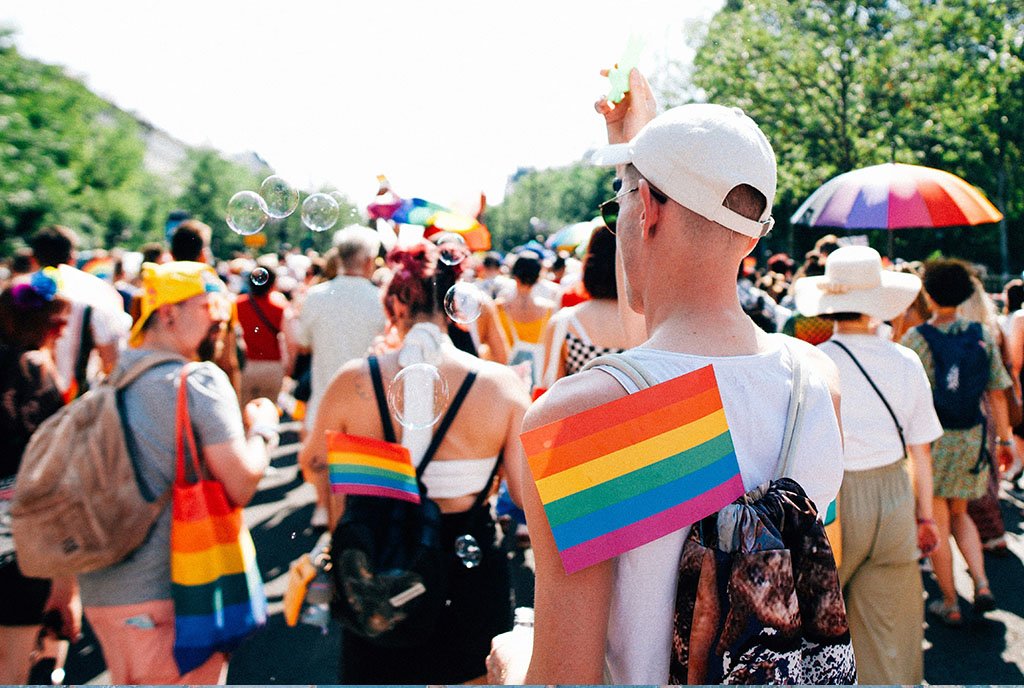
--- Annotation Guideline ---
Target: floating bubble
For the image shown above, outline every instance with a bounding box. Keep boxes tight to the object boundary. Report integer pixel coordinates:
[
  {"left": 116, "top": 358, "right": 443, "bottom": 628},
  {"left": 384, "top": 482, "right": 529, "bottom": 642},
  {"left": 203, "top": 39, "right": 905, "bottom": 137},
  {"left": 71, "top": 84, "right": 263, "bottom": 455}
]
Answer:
[
  {"left": 434, "top": 232, "right": 468, "bottom": 266},
  {"left": 259, "top": 175, "right": 299, "bottom": 218},
  {"left": 226, "top": 191, "right": 268, "bottom": 236},
  {"left": 302, "top": 193, "right": 340, "bottom": 233},
  {"left": 444, "top": 283, "right": 483, "bottom": 325},
  {"left": 454, "top": 534, "right": 482, "bottom": 569},
  {"left": 250, "top": 267, "right": 270, "bottom": 286},
  {"left": 387, "top": 363, "right": 449, "bottom": 430}
]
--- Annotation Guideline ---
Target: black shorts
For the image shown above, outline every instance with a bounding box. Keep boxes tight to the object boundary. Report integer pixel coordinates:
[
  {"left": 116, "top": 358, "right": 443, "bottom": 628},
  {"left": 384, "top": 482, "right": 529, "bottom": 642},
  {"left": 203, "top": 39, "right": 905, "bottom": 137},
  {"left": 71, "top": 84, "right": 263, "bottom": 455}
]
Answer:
[{"left": 0, "top": 558, "right": 51, "bottom": 626}]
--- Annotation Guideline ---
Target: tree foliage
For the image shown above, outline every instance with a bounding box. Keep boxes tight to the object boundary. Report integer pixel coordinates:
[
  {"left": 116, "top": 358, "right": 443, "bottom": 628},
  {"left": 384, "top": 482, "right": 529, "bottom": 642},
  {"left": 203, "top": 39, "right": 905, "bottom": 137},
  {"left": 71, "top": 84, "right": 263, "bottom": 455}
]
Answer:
[
  {"left": 484, "top": 163, "right": 615, "bottom": 251},
  {"left": 681, "top": 0, "right": 1023, "bottom": 274},
  {"left": 0, "top": 28, "right": 169, "bottom": 254}
]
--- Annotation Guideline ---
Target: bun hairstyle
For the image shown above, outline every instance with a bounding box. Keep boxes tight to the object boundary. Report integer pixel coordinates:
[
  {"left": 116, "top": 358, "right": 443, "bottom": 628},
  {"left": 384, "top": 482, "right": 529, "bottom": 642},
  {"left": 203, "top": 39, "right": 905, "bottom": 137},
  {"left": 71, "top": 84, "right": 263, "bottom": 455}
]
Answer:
[{"left": 384, "top": 240, "right": 470, "bottom": 321}]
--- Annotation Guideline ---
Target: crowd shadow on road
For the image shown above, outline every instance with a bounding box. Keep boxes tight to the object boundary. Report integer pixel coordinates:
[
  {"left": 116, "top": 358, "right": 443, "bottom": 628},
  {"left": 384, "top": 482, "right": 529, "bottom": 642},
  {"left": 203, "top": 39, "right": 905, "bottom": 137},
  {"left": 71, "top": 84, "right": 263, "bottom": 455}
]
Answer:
[{"left": 922, "top": 493, "right": 1024, "bottom": 685}]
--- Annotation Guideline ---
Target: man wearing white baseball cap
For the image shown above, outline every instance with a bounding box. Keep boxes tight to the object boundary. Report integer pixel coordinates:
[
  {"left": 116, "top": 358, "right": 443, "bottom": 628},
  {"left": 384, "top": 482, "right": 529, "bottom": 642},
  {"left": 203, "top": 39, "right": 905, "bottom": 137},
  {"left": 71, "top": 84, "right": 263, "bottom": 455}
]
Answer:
[
  {"left": 794, "top": 245, "right": 941, "bottom": 683},
  {"left": 513, "top": 70, "right": 845, "bottom": 684}
]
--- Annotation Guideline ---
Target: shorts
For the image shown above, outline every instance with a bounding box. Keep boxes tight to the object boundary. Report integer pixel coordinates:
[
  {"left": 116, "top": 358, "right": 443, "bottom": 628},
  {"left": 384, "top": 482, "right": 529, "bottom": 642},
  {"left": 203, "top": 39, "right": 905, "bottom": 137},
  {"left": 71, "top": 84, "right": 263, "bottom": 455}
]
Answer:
[{"left": 0, "top": 559, "right": 50, "bottom": 626}]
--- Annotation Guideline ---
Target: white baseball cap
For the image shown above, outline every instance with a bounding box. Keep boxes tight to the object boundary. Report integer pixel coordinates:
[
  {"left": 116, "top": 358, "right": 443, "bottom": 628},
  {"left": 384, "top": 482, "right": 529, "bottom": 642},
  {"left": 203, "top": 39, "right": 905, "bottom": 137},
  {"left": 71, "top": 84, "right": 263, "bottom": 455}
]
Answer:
[{"left": 592, "top": 104, "right": 777, "bottom": 239}]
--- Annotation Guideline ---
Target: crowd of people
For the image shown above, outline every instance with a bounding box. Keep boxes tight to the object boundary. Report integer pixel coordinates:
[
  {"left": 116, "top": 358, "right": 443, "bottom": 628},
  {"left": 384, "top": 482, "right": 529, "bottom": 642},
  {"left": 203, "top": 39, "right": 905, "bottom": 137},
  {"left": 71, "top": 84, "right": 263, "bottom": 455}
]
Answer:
[{"left": 1, "top": 66, "right": 1022, "bottom": 686}]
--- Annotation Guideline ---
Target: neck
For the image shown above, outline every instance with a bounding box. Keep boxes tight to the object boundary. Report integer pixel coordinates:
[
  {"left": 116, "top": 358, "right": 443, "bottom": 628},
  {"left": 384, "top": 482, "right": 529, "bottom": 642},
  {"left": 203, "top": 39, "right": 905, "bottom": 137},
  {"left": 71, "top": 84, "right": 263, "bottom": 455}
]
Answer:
[
  {"left": 835, "top": 316, "right": 874, "bottom": 335},
  {"left": 139, "top": 329, "right": 195, "bottom": 359},
  {"left": 931, "top": 306, "right": 958, "bottom": 324}
]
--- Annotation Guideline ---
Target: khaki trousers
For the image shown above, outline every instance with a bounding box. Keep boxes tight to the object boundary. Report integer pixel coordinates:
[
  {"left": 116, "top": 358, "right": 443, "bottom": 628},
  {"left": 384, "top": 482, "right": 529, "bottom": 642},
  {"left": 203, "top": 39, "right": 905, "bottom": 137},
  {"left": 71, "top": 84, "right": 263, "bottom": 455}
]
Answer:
[{"left": 838, "top": 459, "right": 923, "bottom": 685}]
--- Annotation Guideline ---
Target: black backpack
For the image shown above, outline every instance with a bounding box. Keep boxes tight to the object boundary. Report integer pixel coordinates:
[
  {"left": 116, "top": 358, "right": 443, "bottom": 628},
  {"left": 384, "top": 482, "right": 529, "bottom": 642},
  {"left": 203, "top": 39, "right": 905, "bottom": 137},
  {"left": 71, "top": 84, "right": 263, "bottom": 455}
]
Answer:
[
  {"left": 330, "top": 356, "right": 500, "bottom": 647},
  {"left": 916, "top": 322, "right": 989, "bottom": 429}
]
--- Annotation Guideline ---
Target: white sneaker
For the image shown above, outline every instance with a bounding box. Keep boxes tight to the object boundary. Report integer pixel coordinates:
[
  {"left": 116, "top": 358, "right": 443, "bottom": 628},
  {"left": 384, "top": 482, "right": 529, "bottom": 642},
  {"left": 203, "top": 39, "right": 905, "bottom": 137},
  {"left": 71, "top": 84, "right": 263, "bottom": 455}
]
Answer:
[{"left": 310, "top": 505, "right": 329, "bottom": 529}]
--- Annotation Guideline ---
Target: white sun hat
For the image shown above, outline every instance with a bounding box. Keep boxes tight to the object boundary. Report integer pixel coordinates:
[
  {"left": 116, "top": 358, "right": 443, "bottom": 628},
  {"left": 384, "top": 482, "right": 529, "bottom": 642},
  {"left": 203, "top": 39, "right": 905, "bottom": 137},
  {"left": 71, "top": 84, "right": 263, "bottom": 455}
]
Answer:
[{"left": 793, "top": 245, "right": 922, "bottom": 322}]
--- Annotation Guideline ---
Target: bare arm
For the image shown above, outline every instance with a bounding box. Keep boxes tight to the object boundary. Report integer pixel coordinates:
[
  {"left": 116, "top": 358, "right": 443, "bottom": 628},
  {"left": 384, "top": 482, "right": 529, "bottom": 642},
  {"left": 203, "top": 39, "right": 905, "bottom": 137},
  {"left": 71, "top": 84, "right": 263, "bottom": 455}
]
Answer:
[
  {"left": 478, "top": 299, "right": 509, "bottom": 364},
  {"left": 96, "top": 341, "right": 118, "bottom": 375},
  {"left": 522, "top": 372, "right": 625, "bottom": 683},
  {"left": 986, "top": 389, "right": 1016, "bottom": 472},
  {"left": 907, "top": 442, "right": 939, "bottom": 555}
]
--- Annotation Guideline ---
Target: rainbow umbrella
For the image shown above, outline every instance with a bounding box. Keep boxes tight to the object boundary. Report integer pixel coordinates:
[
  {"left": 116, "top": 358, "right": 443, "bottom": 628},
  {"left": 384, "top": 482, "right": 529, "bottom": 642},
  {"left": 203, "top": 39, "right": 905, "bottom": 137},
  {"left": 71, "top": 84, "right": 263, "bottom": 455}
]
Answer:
[
  {"left": 791, "top": 162, "right": 1003, "bottom": 230},
  {"left": 546, "top": 220, "right": 599, "bottom": 252}
]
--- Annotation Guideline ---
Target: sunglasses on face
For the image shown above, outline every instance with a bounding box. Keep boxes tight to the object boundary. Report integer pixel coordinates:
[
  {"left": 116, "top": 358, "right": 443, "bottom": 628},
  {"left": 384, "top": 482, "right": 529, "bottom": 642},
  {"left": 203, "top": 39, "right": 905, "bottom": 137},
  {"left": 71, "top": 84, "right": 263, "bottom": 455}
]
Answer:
[{"left": 599, "top": 178, "right": 669, "bottom": 234}]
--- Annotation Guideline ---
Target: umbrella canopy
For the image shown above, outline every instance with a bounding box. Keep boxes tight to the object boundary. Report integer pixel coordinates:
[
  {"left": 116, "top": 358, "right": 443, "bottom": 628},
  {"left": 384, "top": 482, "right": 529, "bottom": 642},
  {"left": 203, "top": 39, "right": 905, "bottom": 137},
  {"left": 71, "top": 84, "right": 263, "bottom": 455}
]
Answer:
[
  {"left": 546, "top": 220, "right": 599, "bottom": 251},
  {"left": 791, "top": 162, "right": 1003, "bottom": 230}
]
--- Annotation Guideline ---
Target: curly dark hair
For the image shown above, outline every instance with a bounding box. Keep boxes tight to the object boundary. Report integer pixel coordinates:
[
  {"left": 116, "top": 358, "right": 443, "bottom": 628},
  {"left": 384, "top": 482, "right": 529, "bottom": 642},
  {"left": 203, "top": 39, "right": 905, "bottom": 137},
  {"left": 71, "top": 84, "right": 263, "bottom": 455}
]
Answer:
[{"left": 922, "top": 258, "right": 976, "bottom": 308}]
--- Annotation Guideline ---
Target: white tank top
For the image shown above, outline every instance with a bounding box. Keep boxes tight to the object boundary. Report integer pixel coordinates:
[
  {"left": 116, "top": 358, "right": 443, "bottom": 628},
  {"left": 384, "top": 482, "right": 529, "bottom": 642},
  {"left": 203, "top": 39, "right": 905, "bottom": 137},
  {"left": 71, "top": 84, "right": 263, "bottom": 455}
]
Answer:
[{"left": 595, "top": 336, "right": 843, "bottom": 684}]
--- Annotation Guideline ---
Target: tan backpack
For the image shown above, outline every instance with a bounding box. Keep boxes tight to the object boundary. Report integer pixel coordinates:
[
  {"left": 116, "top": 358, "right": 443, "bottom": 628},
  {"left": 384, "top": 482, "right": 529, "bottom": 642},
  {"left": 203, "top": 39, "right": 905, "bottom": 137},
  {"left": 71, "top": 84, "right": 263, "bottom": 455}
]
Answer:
[{"left": 11, "top": 351, "right": 184, "bottom": 577}]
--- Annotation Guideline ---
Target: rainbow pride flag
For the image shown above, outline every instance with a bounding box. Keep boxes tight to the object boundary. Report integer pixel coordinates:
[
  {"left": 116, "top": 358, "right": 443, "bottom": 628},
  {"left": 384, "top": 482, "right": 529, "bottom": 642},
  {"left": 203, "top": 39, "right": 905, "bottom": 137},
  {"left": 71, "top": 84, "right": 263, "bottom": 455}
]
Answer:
[
  {"left": 170, "top": 481, "right": 267, "bottom": 673},
  {"left": 521, "top": 365, "right": 745, "bottom": 574},
  {"left": 327, "top": 432, "right": 421, "bottom": 504}
]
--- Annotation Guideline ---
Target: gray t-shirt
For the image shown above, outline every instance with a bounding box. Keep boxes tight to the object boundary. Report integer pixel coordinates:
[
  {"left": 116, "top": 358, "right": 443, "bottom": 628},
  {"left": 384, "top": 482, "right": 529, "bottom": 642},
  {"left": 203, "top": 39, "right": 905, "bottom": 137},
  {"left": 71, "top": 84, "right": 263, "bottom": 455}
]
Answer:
[{"left": 78, "top": 349, "right": 245, "bottom": 607}]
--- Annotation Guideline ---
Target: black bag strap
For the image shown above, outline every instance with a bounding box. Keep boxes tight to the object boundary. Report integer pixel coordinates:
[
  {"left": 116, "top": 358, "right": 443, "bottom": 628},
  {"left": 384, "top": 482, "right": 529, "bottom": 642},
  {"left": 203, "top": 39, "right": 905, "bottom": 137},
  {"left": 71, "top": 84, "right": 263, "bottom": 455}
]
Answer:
[
  {"left": 367, "top": 355, "right": 480, "bottom": 494},
  {"left": 74, "top": 305, "right": 94, "bottom": 395},
  {"left": 247, "top": 295, "right": 281, "bottom": 336},
  {"left": 416, "top": 370, "right": 478, "bottom": 479},
  {"left": 368, "top": 355, "right": 397, "bottom": 443},
  {"left": 828, "top": 339, "right": 906, "bottom": 454}
]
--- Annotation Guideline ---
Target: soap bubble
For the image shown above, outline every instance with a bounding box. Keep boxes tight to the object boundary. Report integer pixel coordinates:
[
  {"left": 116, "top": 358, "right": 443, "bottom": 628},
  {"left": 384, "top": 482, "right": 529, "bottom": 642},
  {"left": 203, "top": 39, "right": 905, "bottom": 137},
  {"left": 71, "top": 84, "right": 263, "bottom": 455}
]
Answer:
[
  {"left": 226, "top": 191, "right": 268, "bottom": 236},
  {"left": 250, "top": 267, "right": 270, "bottom": 286},
  {"left": 302, "top": 193, "right": 340, "bottom": 233},
  {"left": 444, "top": 283, "right": 483, "bottom": 325},
  {"left": 387, "top": 363, "right": 449, "bottom": 430},
  {"left": 259, "top": 175, "right": 299, "bottom": 219},
  {"left": 434, "top": 232, "right": 468, "bottom": 266},
  {"left": 454, "top": 534, "right": 482, "bottom": 569}
]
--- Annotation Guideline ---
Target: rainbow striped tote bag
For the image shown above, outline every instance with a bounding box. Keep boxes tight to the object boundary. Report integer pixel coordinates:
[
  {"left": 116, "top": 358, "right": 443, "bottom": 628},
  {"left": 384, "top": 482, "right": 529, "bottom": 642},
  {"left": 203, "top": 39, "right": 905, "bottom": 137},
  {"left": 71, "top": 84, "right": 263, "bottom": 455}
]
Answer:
[{"left": 170, "top": 366, "right": 267, "bottom": 674}]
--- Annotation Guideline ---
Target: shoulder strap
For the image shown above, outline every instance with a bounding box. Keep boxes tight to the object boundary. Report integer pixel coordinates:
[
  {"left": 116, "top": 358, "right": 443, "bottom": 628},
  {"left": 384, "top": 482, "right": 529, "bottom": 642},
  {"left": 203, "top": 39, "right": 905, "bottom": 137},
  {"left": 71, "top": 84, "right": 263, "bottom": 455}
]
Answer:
[
  {"left": 111, "top": 351, "right": 186, "bottom": 389},
  {"left": 582, "top": 352, "right": 658, "bottom": 390},
  {"left": 74, "top": 305, "right": 94, "bottom": 394},
  {"left": 368, "top": 355, "right": 397, "bottom": 443},
  {"left": 175, "top": 364, "right": 203, "bottom": 485},
  {"left": 247, "top": 296, "right": 281, "bottom": 336},
  {"left": 776, "top": 345, "right": 808, "bottom": 480},
  {"left": 568, "top": 313, "right": 592, "bottom": 345},
  {"left": 416, "top": 370, "right": 478, "bottom": 479},
  {"left": 827, "top": 339, "right": 906, "bottom": 454}
]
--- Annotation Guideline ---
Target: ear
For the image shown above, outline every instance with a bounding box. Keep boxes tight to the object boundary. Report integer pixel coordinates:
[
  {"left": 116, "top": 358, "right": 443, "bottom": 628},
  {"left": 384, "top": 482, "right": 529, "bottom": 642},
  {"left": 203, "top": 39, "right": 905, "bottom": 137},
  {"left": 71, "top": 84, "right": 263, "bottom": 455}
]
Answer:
[
  {"left": 638, "top": 180, "right": 661, "bottom": 239},
  {"left": 743, "top": 236, "right": 760, "bottom": 257}
]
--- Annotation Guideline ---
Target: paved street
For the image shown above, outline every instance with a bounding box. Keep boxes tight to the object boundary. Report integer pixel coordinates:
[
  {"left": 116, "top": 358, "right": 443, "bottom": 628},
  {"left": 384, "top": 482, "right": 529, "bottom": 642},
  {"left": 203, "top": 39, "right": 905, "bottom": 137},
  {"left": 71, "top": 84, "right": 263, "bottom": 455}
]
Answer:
[{"left": 62, "top": 443, "right": 1024, "bottom": 685}]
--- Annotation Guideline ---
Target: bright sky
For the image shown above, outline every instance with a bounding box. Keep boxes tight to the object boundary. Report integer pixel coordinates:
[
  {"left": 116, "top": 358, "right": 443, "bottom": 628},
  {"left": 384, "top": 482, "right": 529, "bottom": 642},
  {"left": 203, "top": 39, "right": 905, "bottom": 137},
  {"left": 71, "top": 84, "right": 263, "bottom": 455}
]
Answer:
[{"left": 3, "top": 0, "right": 721, "bottom": 209}]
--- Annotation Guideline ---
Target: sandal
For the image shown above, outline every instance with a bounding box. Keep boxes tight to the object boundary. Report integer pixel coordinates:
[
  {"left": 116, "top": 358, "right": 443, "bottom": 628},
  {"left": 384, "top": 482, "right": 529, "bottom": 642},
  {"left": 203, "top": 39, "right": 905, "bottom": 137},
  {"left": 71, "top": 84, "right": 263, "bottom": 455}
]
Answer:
[
  {"left": 928, "top": 599, "right": 963, "bottom": 627},
  {"left": 974, "top": 585, "right": 997, "bottom": 613}
]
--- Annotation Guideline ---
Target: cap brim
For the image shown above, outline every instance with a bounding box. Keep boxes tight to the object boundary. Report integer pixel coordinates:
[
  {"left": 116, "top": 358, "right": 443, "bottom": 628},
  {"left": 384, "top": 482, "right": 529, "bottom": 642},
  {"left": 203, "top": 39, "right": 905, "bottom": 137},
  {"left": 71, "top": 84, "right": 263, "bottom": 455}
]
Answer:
[
  {"left": 794, "top": 272, "right": 922, "bottom": 322},
  {"left": 590, "top": 143, "right": 633, "bottom": 167}
]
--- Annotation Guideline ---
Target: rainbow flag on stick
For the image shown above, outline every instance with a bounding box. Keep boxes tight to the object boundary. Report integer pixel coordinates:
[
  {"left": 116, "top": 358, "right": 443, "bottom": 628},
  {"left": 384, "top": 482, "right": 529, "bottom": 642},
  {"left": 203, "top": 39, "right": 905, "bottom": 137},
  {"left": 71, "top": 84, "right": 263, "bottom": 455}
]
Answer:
[
  {"left": 327, "top": 432, "right": 420, "bottom": 504},
  {"left": 521, "top": 365, "right": 745, "bottom": 574}
]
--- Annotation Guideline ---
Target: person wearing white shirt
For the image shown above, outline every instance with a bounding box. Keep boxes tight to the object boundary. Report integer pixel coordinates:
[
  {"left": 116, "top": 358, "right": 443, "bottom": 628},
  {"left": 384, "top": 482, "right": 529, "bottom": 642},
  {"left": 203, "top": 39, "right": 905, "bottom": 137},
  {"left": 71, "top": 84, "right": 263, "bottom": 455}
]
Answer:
[
  {"left": 295, "top": 226, "right": 386, "bottom": 527},
  {"left": 795, "top": 245, "right": 942, "bottom": 683}
]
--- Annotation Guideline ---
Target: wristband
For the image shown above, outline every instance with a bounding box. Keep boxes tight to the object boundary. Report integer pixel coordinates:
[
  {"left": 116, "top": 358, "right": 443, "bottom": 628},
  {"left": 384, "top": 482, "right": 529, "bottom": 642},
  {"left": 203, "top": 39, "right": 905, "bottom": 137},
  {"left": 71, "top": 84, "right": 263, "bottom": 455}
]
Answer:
[
  {"left": 996, "top": 438, "right": 1014, "bottom": 447},
  {"left": 916, "top": 518, "right": 935, "bottom": 526}
]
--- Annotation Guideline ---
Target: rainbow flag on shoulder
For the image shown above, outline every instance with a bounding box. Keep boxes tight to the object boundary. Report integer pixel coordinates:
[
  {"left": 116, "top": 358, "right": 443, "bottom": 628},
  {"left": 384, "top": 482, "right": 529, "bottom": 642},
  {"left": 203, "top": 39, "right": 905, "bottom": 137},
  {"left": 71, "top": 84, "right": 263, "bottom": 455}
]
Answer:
[
  {"left": 521, "top": 365, "right": 744, "bottom": 574},
  {"left": 327, "top": 432, "right": 420, "bottom": 504}
]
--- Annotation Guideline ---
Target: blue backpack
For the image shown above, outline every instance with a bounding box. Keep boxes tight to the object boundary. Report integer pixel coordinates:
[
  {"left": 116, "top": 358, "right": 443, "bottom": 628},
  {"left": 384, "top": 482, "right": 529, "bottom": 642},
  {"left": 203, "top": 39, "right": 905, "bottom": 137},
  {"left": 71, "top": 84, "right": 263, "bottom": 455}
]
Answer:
[{"left": 916, "top": 322, "right": 989, "bottom": 430}]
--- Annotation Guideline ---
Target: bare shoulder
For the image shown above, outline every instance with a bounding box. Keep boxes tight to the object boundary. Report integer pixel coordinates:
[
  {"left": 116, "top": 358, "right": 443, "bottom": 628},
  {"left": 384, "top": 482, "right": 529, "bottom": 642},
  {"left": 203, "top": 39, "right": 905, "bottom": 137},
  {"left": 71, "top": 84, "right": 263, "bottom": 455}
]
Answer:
[{"left": 524, "top": 367, "right": 628, "bottom": 433}]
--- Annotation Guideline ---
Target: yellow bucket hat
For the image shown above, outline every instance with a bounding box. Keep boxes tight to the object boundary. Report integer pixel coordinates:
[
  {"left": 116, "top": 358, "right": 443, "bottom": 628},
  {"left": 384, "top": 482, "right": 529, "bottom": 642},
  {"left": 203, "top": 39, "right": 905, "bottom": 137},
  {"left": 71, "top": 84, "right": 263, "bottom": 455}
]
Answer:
[{"left": 130, "top": 261, "right": 226, "bottom": 347}]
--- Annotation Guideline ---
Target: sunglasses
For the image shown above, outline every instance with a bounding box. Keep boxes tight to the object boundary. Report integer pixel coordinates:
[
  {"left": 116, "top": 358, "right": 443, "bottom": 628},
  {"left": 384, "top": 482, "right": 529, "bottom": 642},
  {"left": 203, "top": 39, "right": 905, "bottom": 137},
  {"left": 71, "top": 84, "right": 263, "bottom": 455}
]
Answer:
[{"left": 599, "top": 179, "right": 669, "bottom": 234}]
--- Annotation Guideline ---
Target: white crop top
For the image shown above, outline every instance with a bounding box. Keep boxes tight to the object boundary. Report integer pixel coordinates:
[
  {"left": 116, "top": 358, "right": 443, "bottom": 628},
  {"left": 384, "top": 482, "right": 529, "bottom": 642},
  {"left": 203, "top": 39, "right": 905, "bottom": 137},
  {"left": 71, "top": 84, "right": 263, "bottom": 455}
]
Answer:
[
  {"left": 420, "top": 456, "right": 500, "bottom": 499},
  {"left": 595, "top": 337, "right": 843, "bottom": 684}
]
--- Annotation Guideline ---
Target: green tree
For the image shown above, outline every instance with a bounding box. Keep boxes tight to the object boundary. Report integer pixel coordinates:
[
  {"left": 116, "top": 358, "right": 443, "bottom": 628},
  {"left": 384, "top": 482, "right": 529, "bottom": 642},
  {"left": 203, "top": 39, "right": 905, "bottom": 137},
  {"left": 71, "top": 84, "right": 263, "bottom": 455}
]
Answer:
[
  {"left": 485, "top": 163, "right": 615, "bottom": 250},
  {"left": 676, "top": 0, "right": 1022, "bottom": 274},
  {"left": 0, "top": 28, "right": 167, "bottom": 253}
]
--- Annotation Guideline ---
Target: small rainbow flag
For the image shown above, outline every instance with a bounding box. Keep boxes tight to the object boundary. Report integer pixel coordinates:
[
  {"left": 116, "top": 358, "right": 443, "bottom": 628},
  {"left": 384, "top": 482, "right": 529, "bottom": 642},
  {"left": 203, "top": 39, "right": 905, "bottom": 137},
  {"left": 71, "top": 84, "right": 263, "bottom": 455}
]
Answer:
[
  {"left": 327, "top": 432, "right": 420, "bottom": 504},
  {"left": 521, "top": 365, "right": 745, "bottom": 574}
]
